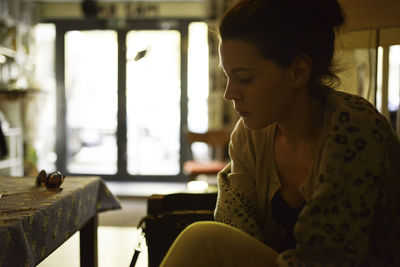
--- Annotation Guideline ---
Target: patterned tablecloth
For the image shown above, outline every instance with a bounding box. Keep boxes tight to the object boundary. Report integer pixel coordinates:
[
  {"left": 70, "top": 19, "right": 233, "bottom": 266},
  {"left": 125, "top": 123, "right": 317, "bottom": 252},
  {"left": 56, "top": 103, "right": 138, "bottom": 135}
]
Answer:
[{"left": 0, "top": 176, "right": 121, "bottom": 267}]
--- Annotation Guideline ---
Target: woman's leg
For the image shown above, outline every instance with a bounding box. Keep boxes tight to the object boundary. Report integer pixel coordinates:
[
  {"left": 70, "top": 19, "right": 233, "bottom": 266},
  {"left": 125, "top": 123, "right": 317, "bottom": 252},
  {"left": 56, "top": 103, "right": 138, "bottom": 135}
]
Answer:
[{"left": 160, "top": 221, "right": 278, "bottom": 267}]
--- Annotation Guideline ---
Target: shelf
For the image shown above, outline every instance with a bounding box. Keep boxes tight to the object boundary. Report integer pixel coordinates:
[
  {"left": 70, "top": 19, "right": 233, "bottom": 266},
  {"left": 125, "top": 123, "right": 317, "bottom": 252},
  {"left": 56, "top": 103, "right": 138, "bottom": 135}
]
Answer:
[
  {"left": 0, "top": 45, "right": 34, "bottom": 62},
  {"left": 0, "top": 157, "right": 23, "bottom": 169},
  {"left": 0, "top": 88, "right": 44, "bottom": 98},
  {"left": 0, "top": 46, "right": 16, "bottom": 58},
  {"left": 2, "top": 127, "right": 22, "bottom": 136}
]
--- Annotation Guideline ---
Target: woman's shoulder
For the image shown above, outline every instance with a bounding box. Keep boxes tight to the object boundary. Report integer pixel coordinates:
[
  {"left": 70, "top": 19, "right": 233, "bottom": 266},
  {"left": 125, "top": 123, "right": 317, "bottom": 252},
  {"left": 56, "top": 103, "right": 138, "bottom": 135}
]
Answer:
[
  {"left": 327, "top": 89, "right": 395, "bottom": 136},
  {"left": 328, "top": 90, "right": 377, "bottom": 119},
  {"left": 323, "top": 89, "right": 400, "bottom": 165}
]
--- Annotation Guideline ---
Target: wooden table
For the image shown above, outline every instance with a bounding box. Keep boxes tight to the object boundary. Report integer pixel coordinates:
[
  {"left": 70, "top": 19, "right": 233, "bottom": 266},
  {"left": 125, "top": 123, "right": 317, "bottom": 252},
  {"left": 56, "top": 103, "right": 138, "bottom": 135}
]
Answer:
[{"left": 0, "top": 176, "right": 121, "bottom": 267}]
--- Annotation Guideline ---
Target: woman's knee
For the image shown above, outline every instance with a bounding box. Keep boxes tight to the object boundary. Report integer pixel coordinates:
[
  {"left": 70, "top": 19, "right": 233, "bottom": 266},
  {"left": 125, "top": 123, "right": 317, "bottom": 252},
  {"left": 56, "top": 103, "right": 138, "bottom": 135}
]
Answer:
[
  {"left": 177, "top": 221, "right": 224, "bottom": 242},
  {"left": 169, "top": 221, "right": 233, "bottom": 250},
  {"left": 181, "top": 221, "right": 233, "bottom": 239}
]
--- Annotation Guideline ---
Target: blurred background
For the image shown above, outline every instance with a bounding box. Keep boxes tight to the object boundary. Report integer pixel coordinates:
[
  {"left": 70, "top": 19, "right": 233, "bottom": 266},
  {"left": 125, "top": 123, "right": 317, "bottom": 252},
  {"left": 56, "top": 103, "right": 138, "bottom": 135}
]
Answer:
[{"left": 0, "top": 0, "right": 399, "bottom": 266}]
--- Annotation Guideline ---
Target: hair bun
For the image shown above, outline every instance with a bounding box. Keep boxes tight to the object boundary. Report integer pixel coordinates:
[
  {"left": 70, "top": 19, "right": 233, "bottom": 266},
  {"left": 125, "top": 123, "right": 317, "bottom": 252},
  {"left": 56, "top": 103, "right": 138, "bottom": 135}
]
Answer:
[{"left": 306, "top": 0, "right": 345, "bottom": 27}]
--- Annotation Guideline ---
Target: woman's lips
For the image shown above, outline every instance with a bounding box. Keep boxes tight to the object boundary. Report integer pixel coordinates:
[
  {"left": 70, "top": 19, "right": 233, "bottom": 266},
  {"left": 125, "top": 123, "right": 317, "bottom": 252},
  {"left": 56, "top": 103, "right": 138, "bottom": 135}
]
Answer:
[{"left": 238, "top": 111, "right": 250, "bottom": 117}]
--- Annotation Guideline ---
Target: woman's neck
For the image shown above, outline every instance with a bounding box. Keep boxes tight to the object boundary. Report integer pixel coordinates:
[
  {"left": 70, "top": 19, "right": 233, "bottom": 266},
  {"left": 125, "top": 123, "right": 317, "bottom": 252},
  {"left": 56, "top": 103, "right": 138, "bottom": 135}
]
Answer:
[{"left": 276, "top": 89, "right": 327, "bottom": 155}]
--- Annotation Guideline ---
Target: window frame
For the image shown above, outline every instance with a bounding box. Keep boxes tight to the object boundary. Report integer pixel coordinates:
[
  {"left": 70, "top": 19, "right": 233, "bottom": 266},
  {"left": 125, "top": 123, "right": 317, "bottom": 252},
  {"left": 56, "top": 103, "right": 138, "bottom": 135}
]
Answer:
[{"left": 52, "top": 18, "right": 197, "bottom": 182}]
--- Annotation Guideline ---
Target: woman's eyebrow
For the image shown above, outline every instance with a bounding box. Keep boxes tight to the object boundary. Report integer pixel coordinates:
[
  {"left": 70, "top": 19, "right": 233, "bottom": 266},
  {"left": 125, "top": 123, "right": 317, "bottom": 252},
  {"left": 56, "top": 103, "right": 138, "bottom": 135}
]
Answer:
[
  {"left": 219, "top": 65, "right": 255, "bottom": 75},
  {"left": 231, "top": 67, "right": 254, "bottom": 73}
]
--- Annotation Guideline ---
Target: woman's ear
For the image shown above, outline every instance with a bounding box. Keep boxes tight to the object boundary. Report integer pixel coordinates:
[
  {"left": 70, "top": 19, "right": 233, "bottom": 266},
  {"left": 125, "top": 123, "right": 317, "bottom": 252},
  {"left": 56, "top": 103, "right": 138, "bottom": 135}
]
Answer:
[{"left": 288, "top": 54, "right": 312, "bottom": 88}]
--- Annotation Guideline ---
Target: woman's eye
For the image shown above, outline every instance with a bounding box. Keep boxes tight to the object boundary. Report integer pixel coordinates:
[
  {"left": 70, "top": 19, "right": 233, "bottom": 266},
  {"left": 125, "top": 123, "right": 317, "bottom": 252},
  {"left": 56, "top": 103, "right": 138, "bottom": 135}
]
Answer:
[{"left": 238, "top": 77, "right": 253, "bottom": 83}]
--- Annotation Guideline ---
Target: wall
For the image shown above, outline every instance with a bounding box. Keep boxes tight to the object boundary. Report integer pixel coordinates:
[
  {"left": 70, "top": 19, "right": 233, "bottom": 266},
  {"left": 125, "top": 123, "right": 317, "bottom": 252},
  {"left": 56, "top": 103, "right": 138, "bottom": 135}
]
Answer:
[
  {"left": 37, "top": 1, "right": 209, "bottom": 20},
  {"left": 336, "top": 27, "right": 400, "bottom": 121},
  {"left": 339, "top": 0, "right": 400, "bottom": 31}
]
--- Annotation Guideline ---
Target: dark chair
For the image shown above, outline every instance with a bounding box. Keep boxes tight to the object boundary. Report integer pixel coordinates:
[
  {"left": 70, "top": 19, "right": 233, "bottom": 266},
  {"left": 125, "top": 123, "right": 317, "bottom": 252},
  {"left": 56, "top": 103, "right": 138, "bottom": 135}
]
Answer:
[{"left": 136, "top": 192, "right": 218, "bottom": 267}]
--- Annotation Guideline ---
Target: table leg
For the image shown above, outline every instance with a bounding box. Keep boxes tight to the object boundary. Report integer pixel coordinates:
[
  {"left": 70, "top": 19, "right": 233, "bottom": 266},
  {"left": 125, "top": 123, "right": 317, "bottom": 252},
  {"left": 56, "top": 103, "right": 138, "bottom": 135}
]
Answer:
[{"left": 80, "top": 215, "right": 98, "bottom": 267}]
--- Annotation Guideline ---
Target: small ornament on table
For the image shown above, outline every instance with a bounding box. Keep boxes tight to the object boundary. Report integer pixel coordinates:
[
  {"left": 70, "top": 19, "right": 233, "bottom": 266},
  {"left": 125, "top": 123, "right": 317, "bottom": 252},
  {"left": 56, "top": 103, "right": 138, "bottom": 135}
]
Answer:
[{"left": 35, "top": 170, "right": 65, "bottom": 192}]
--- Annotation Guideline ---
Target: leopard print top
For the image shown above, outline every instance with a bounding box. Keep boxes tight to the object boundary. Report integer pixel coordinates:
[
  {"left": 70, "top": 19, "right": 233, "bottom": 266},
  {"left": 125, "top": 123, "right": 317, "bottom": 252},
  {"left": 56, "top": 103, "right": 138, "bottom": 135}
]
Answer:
[{"left": 215, "top": 89, "right": 400, "bottom": 267}]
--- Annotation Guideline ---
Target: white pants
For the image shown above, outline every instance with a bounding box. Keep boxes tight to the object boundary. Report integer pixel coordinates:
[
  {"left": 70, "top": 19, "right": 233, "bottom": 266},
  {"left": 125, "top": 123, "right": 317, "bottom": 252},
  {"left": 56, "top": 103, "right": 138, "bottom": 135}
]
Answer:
[{"left": 160, "top": 221, "right": 278, "bottom": 267}]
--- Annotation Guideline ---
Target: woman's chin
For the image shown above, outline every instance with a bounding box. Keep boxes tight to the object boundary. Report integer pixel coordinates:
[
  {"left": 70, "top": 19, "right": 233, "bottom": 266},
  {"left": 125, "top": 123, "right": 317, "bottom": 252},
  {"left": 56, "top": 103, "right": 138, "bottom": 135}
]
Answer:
[
  {"left": 242, "top": 118, "right": 271, "bottom": 131},
  {"left": 242, "top": 117, "right": 273, "bottom": 131}
]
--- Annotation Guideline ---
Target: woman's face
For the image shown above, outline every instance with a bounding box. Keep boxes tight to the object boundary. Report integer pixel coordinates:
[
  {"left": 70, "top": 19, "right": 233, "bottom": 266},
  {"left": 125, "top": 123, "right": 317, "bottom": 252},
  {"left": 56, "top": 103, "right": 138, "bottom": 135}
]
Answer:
[{"left": 219, "top": 39, "right": 296, "bottom": 130}]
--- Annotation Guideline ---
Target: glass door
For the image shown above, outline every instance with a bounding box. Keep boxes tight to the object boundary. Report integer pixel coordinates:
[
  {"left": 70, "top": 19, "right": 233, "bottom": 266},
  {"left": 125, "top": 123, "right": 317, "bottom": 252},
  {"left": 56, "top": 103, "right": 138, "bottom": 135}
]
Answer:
[
  {"left": 126, "top": 30, "right": 181, "bottom": 175},
  {"left": 56, "top": 20, "right": 190, "bottom": 181},
  {"left": 64, "top": 30, "right": 118, "bottom": 174}
]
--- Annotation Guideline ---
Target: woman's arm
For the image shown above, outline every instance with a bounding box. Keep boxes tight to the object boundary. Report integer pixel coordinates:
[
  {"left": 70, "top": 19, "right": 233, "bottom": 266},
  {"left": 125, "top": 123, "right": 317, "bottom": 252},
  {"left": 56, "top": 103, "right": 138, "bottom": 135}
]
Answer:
[
  {"left": 214, "top": 119, "right": 265, "bottom": 241},
  {"left": 277, "top": 110, "right": 400, "bottom": 266}
]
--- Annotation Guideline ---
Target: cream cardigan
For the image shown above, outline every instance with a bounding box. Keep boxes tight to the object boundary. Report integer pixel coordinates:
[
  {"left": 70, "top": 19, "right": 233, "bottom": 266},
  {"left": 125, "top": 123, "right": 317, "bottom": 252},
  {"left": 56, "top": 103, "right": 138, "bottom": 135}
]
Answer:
[{"left": 215, "top": 89, "right": 400, "bottom": 267}]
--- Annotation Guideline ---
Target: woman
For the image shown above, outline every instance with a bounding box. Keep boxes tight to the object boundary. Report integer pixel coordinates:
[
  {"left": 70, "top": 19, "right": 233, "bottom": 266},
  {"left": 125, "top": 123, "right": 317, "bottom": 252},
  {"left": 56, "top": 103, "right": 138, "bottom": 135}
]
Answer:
[{"left": 161, "top": 0, "right": 400, "bottom": 266}]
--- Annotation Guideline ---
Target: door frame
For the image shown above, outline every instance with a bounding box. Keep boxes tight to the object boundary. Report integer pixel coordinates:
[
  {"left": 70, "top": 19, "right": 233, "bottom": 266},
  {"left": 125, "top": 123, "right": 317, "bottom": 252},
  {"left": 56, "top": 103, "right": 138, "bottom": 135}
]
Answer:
[{"left": 51, "top": 18, "right": 196, "bottom": 182}]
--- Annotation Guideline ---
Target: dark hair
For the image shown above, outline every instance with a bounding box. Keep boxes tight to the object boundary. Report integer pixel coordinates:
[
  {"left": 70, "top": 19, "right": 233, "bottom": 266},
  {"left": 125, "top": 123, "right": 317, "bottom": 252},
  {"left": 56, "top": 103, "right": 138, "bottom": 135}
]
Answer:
[{"left": 219, "top": 0, "right": 345, "bottom": 95}]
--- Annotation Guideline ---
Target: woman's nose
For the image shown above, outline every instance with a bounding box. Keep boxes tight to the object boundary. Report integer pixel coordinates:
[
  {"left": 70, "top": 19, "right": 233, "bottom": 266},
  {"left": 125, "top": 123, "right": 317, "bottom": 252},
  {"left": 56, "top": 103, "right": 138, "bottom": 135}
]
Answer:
[{"left": 223, "top": 81, "right": 241, "bottom": 101}]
